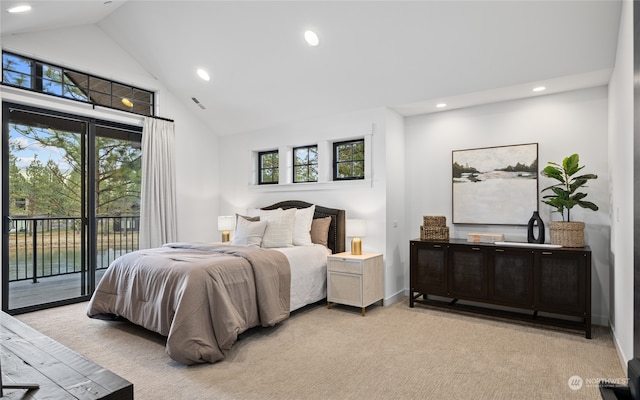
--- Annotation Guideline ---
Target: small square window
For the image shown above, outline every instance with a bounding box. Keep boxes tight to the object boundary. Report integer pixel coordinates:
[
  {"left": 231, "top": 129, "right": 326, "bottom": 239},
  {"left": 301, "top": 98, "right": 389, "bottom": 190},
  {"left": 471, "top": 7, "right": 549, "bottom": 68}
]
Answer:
[
  {"left": 293, "top": 145, "right": 318, "bottom": 183},
  {"left": 333, "top": 139, "right": 365, "bottom": 180},
  {"left": 259, "top": 150, "right": 279, "bottom": 184}
]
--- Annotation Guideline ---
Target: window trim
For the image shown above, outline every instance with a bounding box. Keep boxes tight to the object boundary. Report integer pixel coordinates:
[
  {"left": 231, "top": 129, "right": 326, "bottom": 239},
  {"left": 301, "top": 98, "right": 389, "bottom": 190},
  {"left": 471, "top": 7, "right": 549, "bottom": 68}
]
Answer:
[
  {"left": 258, "top": 150, "right": 279, "bottom": 185},
  {"left": 2, "top": 51, "right": 155, "bottom": 117},
  {"left": 333, "top": 139, "right": 365, "bottom": 181},
  {"left": 292, "top": 144, "right": 318, "bottom": 183}
]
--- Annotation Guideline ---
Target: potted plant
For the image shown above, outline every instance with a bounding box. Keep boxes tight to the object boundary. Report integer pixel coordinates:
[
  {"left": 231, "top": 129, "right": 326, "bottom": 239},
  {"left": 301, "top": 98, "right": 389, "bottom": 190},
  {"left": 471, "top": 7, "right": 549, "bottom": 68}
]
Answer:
[{"left": 541, "top": 153, "right": 598, "bottom": 247}]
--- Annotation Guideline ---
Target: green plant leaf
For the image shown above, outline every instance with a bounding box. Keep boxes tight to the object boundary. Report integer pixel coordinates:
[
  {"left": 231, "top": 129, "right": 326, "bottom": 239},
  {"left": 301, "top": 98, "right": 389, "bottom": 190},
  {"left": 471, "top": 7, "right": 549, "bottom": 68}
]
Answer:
[
  {"left": 540, "top": 153, "right": 598, "bottom": 222},
  {"left": 541, "top": 166, "right": 564, "bottom": 181},
  {"left": 563, "top": 154, "right": 580, "bottom": 175},
  {"left": 571, "top": 192, "right": 588, "bottom": 201},
  {"left": 578, "top": 201, "right": 599, "bottom": 211}
]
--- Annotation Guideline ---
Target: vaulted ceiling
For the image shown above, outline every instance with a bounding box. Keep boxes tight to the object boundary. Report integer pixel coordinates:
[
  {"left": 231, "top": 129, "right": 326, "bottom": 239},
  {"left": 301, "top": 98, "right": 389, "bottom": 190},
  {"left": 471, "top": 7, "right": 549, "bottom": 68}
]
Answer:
[{"left": 1, "top": 1, "right": 623, "bottom": 136}]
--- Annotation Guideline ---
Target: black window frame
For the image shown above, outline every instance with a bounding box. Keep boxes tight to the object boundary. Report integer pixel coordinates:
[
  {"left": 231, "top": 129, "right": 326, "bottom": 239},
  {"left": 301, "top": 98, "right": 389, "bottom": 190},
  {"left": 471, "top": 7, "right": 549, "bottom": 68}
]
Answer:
[
  {"left": 2, "top": 51, "right": 155, "bottom": 117},
  {"left": 293, "top": 144, "right": 318, "bottom": 183},
  {"left": 258, "top": 150, "right": 279, "bottom": 185},
  {"left": 333, "top": 139, "right": 365, "bottom": 181}
]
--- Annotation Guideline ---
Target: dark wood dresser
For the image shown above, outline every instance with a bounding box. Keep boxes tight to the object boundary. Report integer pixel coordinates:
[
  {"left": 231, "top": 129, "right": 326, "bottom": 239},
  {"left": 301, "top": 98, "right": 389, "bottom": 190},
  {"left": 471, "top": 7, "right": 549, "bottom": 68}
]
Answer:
[
  {"left": 410, "top": 238, "right": 592, "bottom": 338},
  {"left": 0, "top": 311, "right": 133, "bottom": 399}
]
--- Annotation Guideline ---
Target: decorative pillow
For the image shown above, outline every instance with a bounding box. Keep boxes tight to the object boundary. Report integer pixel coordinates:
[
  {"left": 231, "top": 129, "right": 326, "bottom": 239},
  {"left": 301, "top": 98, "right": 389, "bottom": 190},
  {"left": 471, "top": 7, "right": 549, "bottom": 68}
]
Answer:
[
  {"left": 293, "top": 205, "right": 315, "bottom": 246},
  {"left": 259, "top": 208, "right": 296, "bottom": 248},
  {"left": 230, "top": 217, "right": 268, "bottom": 247},
  {"left": 310, "top": 216, "right": 332, "bottom": 248},
  {"left": 236, "top": 213, "right": 260, "bottom": 223}
]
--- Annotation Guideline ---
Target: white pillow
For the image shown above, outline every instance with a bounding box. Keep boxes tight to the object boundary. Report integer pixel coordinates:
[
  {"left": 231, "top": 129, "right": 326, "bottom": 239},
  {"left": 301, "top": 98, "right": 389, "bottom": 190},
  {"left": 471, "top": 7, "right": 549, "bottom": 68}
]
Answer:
[
  {"left": 259, "top": 208, "right": 296, "bottom": 248},
  {"left": 293, "top": 205, "right": 315, "bottom": 246},
  {"left": 230, "top": 217, "right": 268, "bottom": 247}
]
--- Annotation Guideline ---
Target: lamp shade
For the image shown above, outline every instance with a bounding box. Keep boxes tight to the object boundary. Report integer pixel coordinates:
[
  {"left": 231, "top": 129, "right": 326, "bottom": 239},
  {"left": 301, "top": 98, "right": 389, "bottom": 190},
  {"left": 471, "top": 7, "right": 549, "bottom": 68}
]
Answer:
[
  {"left": 217, "top": 216, "right": 235, "bottom": 231},
  {"left": 346, "top": 219, "right": 366, "bottom": 238}
]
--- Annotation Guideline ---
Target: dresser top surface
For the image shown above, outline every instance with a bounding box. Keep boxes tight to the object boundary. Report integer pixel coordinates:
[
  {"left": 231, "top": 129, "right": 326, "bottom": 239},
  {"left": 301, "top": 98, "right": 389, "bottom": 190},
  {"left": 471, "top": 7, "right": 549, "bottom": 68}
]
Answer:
[{"left": 410, "top": 238, "right": 591, "bottom": 252}]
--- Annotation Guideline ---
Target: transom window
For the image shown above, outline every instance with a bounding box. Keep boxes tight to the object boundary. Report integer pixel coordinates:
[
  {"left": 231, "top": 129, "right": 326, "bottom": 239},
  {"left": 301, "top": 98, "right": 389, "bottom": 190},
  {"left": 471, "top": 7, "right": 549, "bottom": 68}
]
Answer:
[
  {"left": 334, "top": 139, "right": 365, "bottom": 180},
  {"left": 2, "top": 51, "right": 154, "bottom": 117},
  {"left": 293, "top": 145, "right": 318, "bottom": 183},
  {"left": 259, "top": 150, "right": 279, "bottom": 184}
]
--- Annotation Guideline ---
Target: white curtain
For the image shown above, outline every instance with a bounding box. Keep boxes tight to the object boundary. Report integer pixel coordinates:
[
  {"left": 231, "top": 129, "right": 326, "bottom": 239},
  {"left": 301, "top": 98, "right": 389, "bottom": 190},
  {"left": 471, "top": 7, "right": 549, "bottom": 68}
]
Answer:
[{"left": 139, "top": 117, "right": 177, "bottom": 249}]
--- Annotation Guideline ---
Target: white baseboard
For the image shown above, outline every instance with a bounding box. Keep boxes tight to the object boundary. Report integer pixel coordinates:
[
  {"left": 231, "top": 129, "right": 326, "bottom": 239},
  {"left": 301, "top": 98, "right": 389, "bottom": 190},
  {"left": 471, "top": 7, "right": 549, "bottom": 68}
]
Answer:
[
  {"left": 610, "top": 323, "right": 631, "bottom": 374},
  {"left": 384, "top": 289, "right": 407, "bottom": 306}
]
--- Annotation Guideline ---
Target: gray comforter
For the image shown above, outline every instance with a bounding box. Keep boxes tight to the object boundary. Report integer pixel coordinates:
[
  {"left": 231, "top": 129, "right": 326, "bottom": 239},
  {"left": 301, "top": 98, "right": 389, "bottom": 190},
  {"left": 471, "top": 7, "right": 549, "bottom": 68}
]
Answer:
[{"left": 87, "top": 243, "right": 291, "bottom": 365}]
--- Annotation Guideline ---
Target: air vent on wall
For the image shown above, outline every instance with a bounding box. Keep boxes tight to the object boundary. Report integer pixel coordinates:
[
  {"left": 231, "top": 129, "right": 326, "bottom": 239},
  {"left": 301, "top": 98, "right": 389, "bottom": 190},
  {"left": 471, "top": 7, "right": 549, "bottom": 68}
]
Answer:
[{"left": 191, "top": 97, "right": 206, "bottom": 110}]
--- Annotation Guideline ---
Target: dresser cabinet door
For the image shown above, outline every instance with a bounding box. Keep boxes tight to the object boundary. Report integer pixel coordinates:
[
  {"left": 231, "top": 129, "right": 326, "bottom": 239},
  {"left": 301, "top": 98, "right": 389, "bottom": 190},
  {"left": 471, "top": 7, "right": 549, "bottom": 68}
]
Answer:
[
  {"left": 410, "top": 241, "right": 448, "bottom": 296},
  {"left": 448, "top": 245, "right": 488, "bottom": 300},
  {"left": 489, "top": 248, "right": 534, "bottom": 308},
  {"left": 534, "top": 250, "right": 587, "bottom": 314}
]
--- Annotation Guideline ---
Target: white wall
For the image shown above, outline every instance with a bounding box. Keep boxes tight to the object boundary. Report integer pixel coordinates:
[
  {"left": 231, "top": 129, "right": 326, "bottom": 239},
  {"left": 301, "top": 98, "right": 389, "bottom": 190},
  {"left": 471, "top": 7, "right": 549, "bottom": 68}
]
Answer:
[
  {"left": 384, "top": 109, "right": 406, "bottom": 302},
  {"left": 218, "top": 107, "right": 385, "bottom": 248},
  {"left": 218, "top": 107, "right": 405, "bottom": 301},
  {"left": 608, "top": 0, "right": 634, "bottom": 366},
  {"left": 0, "top": 25, "right": 220, "bottom": 242},
  {"left": 404, "top": 87, "right": 611, "bottom": 325}
]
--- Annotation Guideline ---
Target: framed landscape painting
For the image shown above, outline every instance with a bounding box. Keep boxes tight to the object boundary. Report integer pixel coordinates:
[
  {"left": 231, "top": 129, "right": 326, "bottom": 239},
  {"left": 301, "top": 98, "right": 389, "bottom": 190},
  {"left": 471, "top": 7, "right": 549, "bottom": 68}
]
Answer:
[{"left": 452, "top": 143, "right": 538, "bottom": 225}]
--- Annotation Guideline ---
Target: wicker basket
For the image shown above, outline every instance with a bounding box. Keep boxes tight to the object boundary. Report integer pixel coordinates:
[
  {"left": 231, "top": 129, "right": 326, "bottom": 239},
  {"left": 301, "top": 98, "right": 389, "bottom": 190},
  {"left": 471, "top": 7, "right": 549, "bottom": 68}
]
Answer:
[
  {"left": 420, "top": 225, "right": 449, "bottom": 240},
  {"left": 423, "top": 216, "right": 446, "bottom": 227},
  {"left": 549, "top": 221, "right": 585, "bottom": 247}
]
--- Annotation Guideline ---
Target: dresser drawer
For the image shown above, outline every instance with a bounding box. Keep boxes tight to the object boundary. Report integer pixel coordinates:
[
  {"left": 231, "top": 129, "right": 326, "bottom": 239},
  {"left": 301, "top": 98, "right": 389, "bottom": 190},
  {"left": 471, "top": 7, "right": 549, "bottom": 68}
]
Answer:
[{"left": 328, "top": 258, "right": 362, "bottom": 274}]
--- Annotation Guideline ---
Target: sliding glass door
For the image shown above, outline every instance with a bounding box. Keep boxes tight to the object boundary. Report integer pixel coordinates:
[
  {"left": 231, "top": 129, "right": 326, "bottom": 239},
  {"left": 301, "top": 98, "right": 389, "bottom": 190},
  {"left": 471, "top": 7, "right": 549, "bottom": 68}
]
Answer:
[{"left": 2, "top": 103, "right": 141, "bottom": 314}]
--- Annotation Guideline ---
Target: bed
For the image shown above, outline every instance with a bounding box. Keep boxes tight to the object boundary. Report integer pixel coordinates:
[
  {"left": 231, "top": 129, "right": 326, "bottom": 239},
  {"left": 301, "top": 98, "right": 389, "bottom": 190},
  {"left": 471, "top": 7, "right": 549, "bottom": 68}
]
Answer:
[{"left": 87, "top": 201, "right": 345, "bottom": 365}]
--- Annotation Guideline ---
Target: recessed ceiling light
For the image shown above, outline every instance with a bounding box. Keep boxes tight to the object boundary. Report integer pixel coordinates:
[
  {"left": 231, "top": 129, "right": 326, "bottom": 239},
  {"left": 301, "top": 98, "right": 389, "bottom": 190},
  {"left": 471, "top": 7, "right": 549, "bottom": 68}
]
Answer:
[
  {"left": 7, "top": 5, "right": 31, "bottom": 13},
  {"left": 197, "top": 68, "right": 210, "bottom": 81},
  {"left": 436, "top": 103, "right": 447, "bottom": 108},
  {"left": 533, "top": 86, "right": 546, "bottom": 92},
  {"left": 121, "top": 98, "right": 133, "bottom": 108},
  {"left": 304, "top": 30, "right": 319, "bottom": 47}
]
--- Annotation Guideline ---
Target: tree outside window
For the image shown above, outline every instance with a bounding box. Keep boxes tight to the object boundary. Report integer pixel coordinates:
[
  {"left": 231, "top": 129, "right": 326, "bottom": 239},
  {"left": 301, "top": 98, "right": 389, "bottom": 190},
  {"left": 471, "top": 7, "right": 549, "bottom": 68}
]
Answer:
[
  {"left": 334, "top": 139, "right": 365, "bottom": 180},
  {"left": 293, "top": 145, "right": 318, "bottom": 183},
  {"left": 259, "top": 150, "right": 279, "bottom": 184}
]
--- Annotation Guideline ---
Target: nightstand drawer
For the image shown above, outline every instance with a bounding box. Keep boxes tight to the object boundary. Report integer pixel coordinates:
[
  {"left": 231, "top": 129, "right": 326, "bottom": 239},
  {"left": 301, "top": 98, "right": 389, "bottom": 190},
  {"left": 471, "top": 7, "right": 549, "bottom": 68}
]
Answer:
[
  {"left": 327, "top": 258, "right": 362, "bottom": 274},
  {"left": 327, "top": 272, "right": 362, "bottom": 306}
]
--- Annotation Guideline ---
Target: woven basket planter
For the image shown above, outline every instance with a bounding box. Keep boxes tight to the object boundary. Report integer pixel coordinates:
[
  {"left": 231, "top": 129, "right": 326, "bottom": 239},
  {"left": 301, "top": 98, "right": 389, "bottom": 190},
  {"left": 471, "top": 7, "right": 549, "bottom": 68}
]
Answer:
[{"left": 549, "top": 221, "right": 585, "bottom": 247}]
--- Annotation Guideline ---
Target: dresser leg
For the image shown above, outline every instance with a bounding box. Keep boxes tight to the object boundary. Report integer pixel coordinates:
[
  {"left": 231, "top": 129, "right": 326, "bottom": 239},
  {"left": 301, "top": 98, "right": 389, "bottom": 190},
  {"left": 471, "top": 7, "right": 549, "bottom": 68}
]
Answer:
[
  {"left": 361, "top": 307, "right": 365, "bottom": 317},
  {"left": 327, "top": 301, "right": 331, "bottom": 309}
]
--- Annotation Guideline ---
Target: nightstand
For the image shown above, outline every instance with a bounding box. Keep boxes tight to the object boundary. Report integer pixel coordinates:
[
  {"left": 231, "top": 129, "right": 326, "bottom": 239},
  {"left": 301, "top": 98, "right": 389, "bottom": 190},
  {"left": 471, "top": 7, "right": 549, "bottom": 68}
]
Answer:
[{"left": 327, "top": 252, "right": 384, "bottom": 316}]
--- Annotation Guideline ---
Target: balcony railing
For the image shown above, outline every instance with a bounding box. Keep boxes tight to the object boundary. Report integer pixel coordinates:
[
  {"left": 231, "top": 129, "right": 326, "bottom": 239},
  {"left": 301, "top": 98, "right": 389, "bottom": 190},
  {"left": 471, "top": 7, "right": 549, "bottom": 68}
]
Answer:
[{"left": 7, "top": 216, "right": 140, "bottom": 283}]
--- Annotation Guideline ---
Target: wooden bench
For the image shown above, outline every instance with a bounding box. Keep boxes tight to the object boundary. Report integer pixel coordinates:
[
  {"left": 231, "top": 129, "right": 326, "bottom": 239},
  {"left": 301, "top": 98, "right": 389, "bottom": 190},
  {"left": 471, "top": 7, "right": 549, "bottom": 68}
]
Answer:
[{"left": 0, "top": 311, "right": 133, "bottom": 399}]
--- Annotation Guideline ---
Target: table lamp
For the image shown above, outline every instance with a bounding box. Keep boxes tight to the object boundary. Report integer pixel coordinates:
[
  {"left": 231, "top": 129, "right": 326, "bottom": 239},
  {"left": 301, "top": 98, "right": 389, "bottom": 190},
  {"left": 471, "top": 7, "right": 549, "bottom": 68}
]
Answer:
[
  {"left": 217, "top": 216, "right": 235, "bottom": 242},
  {"left": 346, "top": 219, "right": 366, "bottom": 255}
]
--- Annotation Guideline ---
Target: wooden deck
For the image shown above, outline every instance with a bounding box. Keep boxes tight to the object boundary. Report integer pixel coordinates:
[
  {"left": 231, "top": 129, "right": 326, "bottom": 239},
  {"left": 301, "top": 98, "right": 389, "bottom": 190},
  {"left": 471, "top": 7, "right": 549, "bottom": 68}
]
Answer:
[{"left": 8, "top": 270, "right": 106, "bottom": 311}]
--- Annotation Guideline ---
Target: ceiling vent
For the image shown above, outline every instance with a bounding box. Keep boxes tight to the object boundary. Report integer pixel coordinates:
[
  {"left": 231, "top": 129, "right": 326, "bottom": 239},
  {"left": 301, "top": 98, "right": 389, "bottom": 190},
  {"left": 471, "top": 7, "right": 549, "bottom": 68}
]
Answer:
[{"left": 191, "top": 97, "right": 206, "bottom": 110}]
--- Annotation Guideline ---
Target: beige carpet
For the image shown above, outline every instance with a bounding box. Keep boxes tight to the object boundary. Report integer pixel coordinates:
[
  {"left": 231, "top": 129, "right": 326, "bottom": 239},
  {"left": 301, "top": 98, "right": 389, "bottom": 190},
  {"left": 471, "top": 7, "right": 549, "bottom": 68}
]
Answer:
[{"left": 16, "top": 299, "right": 623, "bottom": 400}]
